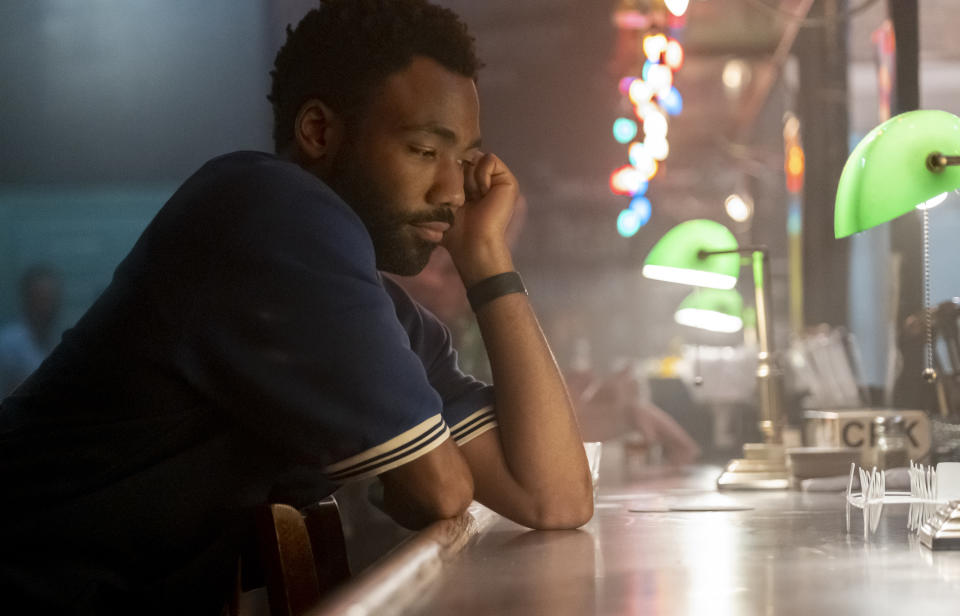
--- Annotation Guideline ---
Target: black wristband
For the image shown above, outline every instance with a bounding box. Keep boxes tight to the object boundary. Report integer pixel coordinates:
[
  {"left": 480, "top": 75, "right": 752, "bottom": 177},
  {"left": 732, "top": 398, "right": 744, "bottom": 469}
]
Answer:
[{"left": 466, "top": 271, "right": 527, "bottom": 312}]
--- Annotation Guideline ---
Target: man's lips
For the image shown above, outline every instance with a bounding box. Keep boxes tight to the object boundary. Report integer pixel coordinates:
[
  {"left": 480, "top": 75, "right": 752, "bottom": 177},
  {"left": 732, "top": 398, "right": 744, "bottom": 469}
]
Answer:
[{"left": 410, "top": 221, "right": 451, "bottom": 243}]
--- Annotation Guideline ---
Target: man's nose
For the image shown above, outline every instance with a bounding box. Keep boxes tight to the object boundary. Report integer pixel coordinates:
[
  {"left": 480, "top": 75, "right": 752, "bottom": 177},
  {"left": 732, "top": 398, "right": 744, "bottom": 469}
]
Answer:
[{"left": 427, "top": 157, "right": 466, "bottom": 209}]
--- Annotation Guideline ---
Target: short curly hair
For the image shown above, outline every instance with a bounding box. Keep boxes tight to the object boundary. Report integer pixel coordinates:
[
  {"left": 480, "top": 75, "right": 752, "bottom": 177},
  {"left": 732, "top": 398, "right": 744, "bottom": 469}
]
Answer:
[{"left": 268, "top": 0, "right": 483, "bottom": 153}]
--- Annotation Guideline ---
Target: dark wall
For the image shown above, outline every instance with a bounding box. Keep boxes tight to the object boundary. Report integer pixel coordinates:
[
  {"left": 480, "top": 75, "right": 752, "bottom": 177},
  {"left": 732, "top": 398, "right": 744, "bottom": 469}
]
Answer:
[
  {"left": 0, "top": 0, "right": 273, "bottom": 185},
  {"left": 0, "top": 1, "right": 275, "bottom": 325}
]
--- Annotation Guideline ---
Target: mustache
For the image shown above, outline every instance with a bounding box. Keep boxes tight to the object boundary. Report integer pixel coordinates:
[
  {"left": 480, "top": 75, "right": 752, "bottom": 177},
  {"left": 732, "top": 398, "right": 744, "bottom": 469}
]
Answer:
[{"left": 405, "top": 208, "right": 455, "bottom": 227}]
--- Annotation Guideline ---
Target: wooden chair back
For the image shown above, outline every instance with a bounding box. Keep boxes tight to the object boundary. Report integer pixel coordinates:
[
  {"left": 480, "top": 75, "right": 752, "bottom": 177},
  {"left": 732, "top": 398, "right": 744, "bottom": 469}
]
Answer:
[{"left": 255, "top": 500, "right": 350, "bottom": 616}]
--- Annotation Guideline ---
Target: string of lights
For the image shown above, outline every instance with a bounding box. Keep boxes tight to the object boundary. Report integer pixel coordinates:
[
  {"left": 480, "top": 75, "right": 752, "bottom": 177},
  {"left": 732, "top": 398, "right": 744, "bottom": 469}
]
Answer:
[{"left": 609, "top": 1, "right": 689, "bottom": 237}]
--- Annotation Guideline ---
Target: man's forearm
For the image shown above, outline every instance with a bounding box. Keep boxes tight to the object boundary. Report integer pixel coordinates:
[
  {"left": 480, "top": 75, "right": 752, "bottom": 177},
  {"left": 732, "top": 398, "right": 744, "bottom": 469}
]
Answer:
[
  {"left": 444, "top": 153, "right": 592, "bottom": 528},
  {"left": 469, "top": 288, "right": 593, "bottom": 528}
]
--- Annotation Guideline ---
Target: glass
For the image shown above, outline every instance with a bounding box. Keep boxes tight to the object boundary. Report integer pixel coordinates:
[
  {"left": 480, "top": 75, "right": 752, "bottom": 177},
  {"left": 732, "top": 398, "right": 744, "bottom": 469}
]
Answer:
[
  {"left": 870, "top": 415, "right": 909, "bottom": 470},
  {"left": 932, "top": 417, "right": 960, "bottom": 463},
  {"left": 583, "top": 442, "right": 603, "bottom": 505}
]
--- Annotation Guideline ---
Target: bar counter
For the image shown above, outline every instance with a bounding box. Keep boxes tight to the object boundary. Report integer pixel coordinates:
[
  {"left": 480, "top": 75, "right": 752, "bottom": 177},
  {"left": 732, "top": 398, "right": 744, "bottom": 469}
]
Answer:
[{"left": 312, "top": 450, "right": 960, "bottom": 615}]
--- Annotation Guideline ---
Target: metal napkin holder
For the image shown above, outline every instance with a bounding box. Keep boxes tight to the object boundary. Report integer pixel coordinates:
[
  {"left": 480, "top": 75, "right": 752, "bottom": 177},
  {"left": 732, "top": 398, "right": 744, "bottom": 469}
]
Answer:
[{"left": 919, "top": 501, "right": 960, "bottom": 550}]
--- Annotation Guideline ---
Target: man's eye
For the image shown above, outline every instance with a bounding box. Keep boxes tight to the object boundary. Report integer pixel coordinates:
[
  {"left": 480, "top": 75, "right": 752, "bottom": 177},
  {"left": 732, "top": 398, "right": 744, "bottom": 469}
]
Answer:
[{"left": 409, "top": 146, "right": 437, "bottom": 159}]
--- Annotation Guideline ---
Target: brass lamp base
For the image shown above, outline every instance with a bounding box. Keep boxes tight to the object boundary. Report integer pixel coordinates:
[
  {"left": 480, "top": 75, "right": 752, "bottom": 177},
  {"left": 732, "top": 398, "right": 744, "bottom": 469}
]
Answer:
[{"left": 716, "top": 443, "right": 789, "bottom": 490}]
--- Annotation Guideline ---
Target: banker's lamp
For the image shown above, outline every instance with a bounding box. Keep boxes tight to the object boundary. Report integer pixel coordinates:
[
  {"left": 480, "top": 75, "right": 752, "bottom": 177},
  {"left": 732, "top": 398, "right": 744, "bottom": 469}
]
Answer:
[
  {"left": 835, "top": 109, "right": 960, "bottom": 383},
  {"left": 835, "top": 109, "right": 960, "bottom": 239},
  {"left": 643, "top": 219, "right": 789, "bottom": 489},
  {"left": 835, "top": 109, "right": 960, "bottom": 549},
  {"left": 674, "top": 288, "right": 744, "bottom": 334}
]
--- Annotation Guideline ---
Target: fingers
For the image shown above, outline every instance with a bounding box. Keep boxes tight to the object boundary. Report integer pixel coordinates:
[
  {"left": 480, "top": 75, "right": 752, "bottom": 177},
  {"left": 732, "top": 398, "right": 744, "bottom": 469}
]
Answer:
[
  {"left": 474, "top": 153, "right": 497, "bottom": 196},
  {"left": 464, "top": 154, "right": 482, "bottom": 202},
  {"left": 464, "top": 153, "right": 515, "bottom": 202}
]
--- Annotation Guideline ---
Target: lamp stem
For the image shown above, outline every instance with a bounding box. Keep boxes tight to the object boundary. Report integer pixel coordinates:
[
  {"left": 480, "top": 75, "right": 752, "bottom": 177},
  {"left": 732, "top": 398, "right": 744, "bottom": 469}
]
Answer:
[
  {"left": 751, "top": 250, "right": 785, "bottom": 444},
  {"left": 699, "top": 245, "right": 785, "bottom": 444},
  {"left": 926, "top": 153, "right": 960, "bottom": 172}
]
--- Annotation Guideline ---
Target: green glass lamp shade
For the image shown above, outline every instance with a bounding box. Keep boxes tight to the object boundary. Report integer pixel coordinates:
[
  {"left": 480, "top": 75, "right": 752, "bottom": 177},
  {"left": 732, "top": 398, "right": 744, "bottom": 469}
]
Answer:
[
  {"left": 835, "top": 109, "right": 960, "bottom": 238},
  {"left": 642, "top": 219, "right": 740, "bottom": 289},
  {"left": 674, "top": 288, "right": 744, "bottom": 333}
]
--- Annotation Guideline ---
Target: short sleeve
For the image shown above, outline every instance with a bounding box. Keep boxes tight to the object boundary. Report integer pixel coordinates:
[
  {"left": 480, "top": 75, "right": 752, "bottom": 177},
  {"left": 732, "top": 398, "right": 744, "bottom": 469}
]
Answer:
[
  {"left": 382, "top": 278, "right": 497, "bottom": 446},
  {"left": 168, "top": 154, "right": 451, "bottom": 483}
]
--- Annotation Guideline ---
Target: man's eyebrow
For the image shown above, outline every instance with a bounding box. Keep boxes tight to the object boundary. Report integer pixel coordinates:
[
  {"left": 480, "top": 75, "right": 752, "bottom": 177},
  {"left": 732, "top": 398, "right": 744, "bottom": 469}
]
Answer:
[{"left": 403, "top": 124, "right": 482, "bottom": 150}]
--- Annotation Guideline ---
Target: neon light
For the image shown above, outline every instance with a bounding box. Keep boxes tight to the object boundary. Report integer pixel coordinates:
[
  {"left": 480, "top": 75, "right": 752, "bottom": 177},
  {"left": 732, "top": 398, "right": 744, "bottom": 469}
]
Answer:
[
  {"left": 786, "top": 145, "right": 804, "bottom": 176},
  {"left": 618, "top": 76, "right": 636, "bottom": 95}
]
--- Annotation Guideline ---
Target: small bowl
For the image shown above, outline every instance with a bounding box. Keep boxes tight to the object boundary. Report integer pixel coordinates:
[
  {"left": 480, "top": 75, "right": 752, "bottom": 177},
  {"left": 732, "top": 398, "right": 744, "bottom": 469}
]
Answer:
[{"left": 786, "top": 447, "right": 861, "bottom": 479}]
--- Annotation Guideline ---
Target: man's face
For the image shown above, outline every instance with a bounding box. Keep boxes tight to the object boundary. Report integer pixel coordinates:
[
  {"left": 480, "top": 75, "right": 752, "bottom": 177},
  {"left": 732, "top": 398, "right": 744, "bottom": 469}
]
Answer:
[{"left": 325, "top": 56, "right": 482, "bottom": 275}]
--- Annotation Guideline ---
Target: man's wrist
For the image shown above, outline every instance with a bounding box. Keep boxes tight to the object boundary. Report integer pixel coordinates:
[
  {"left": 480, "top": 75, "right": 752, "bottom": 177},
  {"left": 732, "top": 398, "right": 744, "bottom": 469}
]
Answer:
[
  {"left": 451, "top": 242, "right": 514, "bottom": 288},
  {"left": 467, "top": 271, "right": 527, "bottom": 312}
]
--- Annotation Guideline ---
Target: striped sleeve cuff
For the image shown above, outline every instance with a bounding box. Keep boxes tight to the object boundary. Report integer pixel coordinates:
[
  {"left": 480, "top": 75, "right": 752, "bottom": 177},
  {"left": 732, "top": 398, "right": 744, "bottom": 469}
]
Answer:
[
  {"left": 323, "top": 414, "right": 450, "bottom": 483},
  {"left": 449, "top": 405, "right": 498, "bottom": 446}
]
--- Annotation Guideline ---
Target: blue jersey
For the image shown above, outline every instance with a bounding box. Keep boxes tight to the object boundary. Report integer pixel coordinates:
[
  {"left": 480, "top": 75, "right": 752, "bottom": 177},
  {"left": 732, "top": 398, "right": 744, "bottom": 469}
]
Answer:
[{"left": 0, "top": 151, "right": 495, "bottom": 613}]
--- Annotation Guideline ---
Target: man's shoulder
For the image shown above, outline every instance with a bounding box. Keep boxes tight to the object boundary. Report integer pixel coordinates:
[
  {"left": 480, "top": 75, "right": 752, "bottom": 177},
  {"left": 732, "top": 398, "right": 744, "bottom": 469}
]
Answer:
[
  {"left": 198, "top": 151, "right": 331, "bottom": 198},
  {"left": 162, "top": 151, "right": 366, "bottom": 242}
]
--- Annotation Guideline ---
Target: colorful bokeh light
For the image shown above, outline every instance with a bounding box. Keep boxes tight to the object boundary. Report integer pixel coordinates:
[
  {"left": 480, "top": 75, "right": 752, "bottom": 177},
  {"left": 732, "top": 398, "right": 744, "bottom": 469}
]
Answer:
[
  {"left": 609, "top": 165, "right": 646, "bottom": 195},
  {"left": 665, "top": 0, "right": 690, "bottom": 17},
  {"left": 629, "top": 195, "right": 652, "bottom": 226},
  {"left": 657, "top": 86, "right": 683, "bottom": 116},
  {"left": 664, "top": 40, "right": 685, "bottom": 70},
  {"left": 628, "top": 79, "right": 654, "bottom": 105},
  {"left": 617, "top": 208, "right": 642, "bottom": 237},
  {"left": 613, "top": 117, "right": 639, "bottom": 144},
  {"left": 646, "top": 64, "right": 674, "bottom": 96},
  {"left": 645, "top": 136, "right": 670, "bottom": 161},
  {"left": 627, "top": 143, "right": 657, "bottom": 178},
  {"left": 643, "top": 34, "right": 668, "bottom": 62},
  {"left": 643, "top": 110, "right": 669, "bottom": 139}
]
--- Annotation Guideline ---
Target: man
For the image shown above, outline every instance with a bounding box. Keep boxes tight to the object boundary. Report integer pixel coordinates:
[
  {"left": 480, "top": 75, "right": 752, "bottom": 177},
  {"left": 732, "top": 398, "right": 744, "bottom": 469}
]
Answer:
[
  {"left": 0, "top": 265, "right": 62, "bottom": 396},
  {"left": 0, "top": 0, "right": 592, "bottom": 613}
]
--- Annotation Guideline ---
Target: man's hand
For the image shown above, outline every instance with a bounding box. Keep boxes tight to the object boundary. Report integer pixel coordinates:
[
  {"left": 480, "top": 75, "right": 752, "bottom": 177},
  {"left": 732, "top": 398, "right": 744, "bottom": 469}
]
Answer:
[
  {"left": 442, "top": 153, "right": 518, "bottom": 287},
  {"left": 436, "top": 152, "right": 593, "bottom": 529}
]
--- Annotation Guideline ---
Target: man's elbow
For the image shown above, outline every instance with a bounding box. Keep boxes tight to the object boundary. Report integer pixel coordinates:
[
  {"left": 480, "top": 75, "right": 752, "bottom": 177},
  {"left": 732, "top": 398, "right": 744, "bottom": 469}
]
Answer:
[
  {"left": 528, "top": 490, "right": 594, "bottom": 530},
  {"left": 428, "top": 477, "right": 475, "bottom": 520}
]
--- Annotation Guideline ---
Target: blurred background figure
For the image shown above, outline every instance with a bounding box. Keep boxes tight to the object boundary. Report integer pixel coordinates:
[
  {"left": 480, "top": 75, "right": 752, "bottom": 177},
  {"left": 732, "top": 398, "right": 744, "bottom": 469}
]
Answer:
[
  {"left": 0, "top": 265, "right": 62, "bottom": 396},
  {"left": 566, "top": 347, "right": 702, "bottom": 466}
]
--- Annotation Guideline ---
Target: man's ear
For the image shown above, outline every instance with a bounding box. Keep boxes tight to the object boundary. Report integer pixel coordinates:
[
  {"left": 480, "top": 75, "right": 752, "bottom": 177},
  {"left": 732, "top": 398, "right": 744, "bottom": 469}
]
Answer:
[{"left": 293, "top": 99, "right": 344, "bottom": 163}]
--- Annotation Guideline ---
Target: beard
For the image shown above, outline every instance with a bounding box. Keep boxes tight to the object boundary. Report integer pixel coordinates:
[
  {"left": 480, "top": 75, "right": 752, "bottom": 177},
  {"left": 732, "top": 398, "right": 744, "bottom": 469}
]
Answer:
[{"left": 327, "top": 143, "right": 453, "bottom": 276}]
